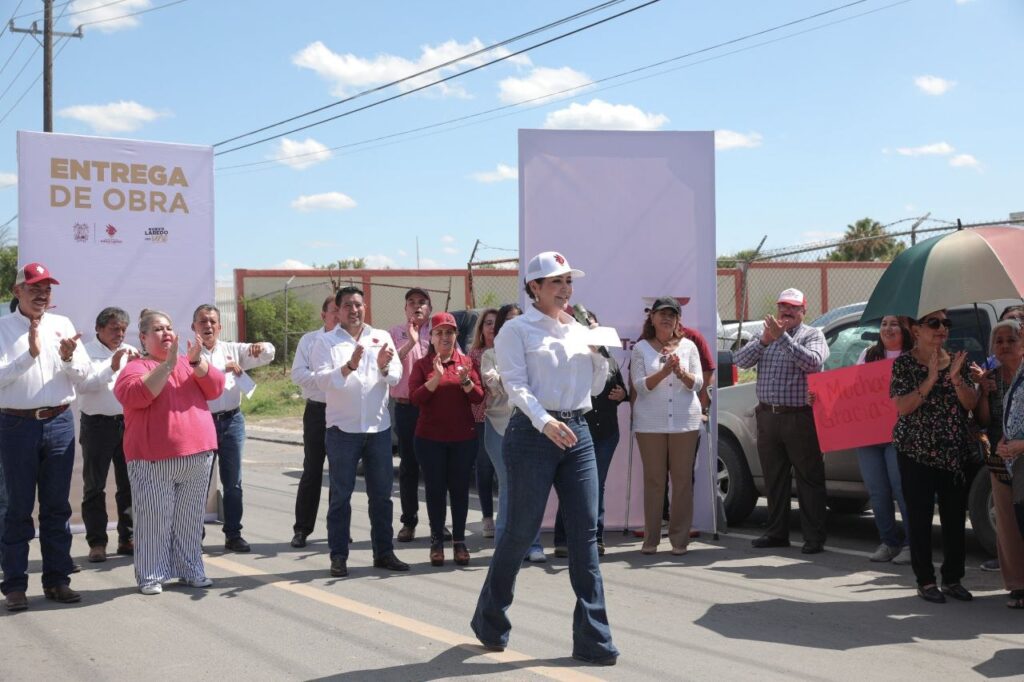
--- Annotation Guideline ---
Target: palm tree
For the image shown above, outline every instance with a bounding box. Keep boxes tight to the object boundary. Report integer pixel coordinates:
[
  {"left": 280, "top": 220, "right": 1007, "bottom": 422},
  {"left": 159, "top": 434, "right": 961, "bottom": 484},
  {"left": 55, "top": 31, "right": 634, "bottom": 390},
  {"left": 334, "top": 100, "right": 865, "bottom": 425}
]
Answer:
[{"left": 827, "top": 218, "right": 905, "bottom": 262}]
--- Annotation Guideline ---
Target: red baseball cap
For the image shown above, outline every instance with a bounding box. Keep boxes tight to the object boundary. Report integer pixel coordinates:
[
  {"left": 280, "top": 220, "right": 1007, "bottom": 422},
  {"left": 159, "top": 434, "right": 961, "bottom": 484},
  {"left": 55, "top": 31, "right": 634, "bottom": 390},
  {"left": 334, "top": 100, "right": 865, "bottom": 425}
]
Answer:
[
  {"left": 430, "top": 311, "right": 457, "bottom": 330},
  {"left": 15, "top": 262, "right": 60, "bottom": 286}
]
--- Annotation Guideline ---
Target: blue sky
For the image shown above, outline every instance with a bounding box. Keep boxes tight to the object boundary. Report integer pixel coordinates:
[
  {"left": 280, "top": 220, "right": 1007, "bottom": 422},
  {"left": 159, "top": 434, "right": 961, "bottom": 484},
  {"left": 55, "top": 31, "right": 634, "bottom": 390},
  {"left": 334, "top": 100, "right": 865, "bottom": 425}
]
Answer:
[{"left": 0, "top": 0, "right": 1020, "bottom": 281}]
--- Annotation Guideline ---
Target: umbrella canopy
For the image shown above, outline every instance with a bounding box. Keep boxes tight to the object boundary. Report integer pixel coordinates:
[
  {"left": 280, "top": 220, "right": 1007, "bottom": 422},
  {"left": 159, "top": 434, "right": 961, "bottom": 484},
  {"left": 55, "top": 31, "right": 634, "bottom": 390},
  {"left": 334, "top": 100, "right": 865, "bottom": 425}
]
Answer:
[{"left": 861, "top": 225, "right": 1024, "bottom": 321}]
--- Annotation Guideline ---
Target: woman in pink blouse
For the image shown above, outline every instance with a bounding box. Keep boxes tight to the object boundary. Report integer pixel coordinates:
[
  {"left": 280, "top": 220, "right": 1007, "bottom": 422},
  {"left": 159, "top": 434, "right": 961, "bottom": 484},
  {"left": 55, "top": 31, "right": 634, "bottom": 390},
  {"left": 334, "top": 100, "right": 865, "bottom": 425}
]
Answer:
[{"left": 114, "top": 309, "right": 225, "bottom": 595}]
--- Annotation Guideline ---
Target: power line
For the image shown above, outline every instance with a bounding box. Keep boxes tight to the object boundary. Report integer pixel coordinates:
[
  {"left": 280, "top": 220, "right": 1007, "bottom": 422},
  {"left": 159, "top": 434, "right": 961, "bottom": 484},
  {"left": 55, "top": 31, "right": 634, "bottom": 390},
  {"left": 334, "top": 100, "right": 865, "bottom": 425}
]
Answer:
[
  {"left": 75, "top": 0, "right": 190, "bottom": 28},
  {"left": 213, "top": 0, "right": 663, "bottom": 156},
  {"left": 12, "top": 0, "right": 71, "bottom": 20},
  {"left": 0, "top": 0, "right": 28, "bottom": 40},
  {"left": 0, "top": 35, "right": 71, "bottom": 126},
  {"left": 15, "top": 0, "right": 137, "bottom": 21},
  {"left": 213, "top": 0, "right": 629, "bottom": 148},
  {"left": 0, "top": 33, "right": 29, "bottom": 78},
  {"left": 0, "top": 41, "right": 39, "bottom": 103}
]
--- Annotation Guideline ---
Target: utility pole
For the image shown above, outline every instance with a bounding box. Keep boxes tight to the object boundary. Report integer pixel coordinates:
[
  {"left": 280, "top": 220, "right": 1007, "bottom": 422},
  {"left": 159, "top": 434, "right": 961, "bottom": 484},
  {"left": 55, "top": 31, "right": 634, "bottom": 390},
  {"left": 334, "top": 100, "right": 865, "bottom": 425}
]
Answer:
[{"left": 9, "top": 0, "right": 83, "bottom": 132}]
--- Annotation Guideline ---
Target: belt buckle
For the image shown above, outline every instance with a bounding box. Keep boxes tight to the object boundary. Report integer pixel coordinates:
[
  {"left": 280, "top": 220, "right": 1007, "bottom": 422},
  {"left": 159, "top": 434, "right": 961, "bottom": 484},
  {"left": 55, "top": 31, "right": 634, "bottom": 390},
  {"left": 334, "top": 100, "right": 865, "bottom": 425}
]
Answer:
[
  {"left": 558, "top": 409, "right": 573, "bottom": 419},
  {"left": 34, "top": 407, "right": 47, "bottom": 420},
  {"left": 769, "top": 404, "right": 780, "bottom": 414}
]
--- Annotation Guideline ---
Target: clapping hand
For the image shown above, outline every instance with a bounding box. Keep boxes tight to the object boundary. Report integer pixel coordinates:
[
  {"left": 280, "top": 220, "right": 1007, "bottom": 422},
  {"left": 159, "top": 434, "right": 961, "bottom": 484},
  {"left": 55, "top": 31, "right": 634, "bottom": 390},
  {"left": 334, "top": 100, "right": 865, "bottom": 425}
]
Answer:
[
  {"left": 166, "top": 332, "right": 180, "bottom": 367},
  {"left": 187, "top": 334, "right": 204, "bottom": 365},
  {"left": 28, "top": 319, "right": 41, "bottom": 358},
  {"left": 969, "top": 362, "right": 995, "bottom": 393},
  {"left": 456, "top": 363, "right": 470, "bottom": 383},
  {"left": 949, "top": 350, "right": 968, "bottom": 380},
  {"left": 608, "top": 385, "right": 626, "bottom": 402},
  {"left": 347, "top": 344, "right": 364, "bottom": 372},
  {"left": 59, "top": 333, "right": 82, "bottom": 362},
  {"left": 926, "top": 348, "right": 940, "bottom": 383},
  {"left": 111, "top": 347, "right": 140, "bottom": 371},
  {"left": 377, "top": 342, "right": 394, "bottom": 370},
  {"left": 762, "top": 315, "right": 783, "bottom": 344}
]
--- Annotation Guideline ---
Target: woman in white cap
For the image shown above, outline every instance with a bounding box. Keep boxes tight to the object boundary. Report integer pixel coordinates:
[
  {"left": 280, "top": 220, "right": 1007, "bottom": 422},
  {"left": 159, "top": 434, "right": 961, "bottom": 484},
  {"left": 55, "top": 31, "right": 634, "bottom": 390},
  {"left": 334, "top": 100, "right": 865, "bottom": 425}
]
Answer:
[{"left": 471, "top": 251, "right": 619, "bottom": 666}]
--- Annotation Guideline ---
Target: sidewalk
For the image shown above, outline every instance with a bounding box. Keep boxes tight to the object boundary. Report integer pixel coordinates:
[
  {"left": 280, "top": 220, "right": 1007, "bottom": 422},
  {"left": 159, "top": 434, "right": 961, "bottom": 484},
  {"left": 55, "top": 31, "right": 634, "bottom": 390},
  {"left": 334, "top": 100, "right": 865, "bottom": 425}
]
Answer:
[{"left": 245, "top": 415, "right": 304, "bottom": 446}]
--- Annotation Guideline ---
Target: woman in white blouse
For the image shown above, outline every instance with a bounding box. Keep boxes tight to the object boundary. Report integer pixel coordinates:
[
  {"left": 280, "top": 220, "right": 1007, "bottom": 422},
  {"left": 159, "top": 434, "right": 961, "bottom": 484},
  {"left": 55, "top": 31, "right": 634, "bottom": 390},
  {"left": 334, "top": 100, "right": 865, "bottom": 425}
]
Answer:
[
  {"left": 471, "top": 251, "right": 619, "bottom": 666},
  {"left": 630, "top": 297, "right": 703, "bottom": 555}
]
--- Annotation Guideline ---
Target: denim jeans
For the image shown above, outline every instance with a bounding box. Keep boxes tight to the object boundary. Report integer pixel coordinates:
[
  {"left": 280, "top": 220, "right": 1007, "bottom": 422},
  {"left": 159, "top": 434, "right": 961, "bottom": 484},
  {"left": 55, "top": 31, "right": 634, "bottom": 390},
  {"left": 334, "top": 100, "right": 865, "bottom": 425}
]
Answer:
[
  {"left": 0, "top": 410, "right": 76, "bottom": 594},
  {"left": 393, "top": 401, "right": 420, "bottom": 527},
  {"left": 0, "top": 449, "right": 6, "bottom": 564},
  {"left": 325, "top": 427, "right": 395, "bottom": 561},
  {"left": 474, "top": 422, "right": 495, "bottom": 519},
  {"left": 856, "top": 443, "right": 909, "bottom": 548},
  {"left": 472, "top": 411, "right": 618, "bottom": 660},
  {"left": 554, "top": 426, "right": 619, "bottom": 547},
  {"left": 80, "top": 413, "right": 132, "bottom": 547},
  {"left": 483, "top": 419, "right": 542, "bottom": 553},
  {"left": 214, "top": 411, "right": 246, "bottom": 539},
  {"left": 415, "top": 436, "right": 476, "bottom": 542}
]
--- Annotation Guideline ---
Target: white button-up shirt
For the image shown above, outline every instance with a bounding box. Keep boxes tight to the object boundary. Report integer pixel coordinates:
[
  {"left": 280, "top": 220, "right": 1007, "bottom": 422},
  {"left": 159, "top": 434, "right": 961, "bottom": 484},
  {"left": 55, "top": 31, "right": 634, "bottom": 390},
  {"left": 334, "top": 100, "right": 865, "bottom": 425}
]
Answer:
[
  {"left": 0, "top": 310, "right": 90, "bottom": 409},
  {"left": 76, "top": 338, "right": 139, "bottom": 416},
  {"left": 312, "top": 324, "right": 401, "bottom": 433},
  {"left": 630, "top": 338, "right": 704, "bottom": 433},
  {"left": 200, "top": 340, "right": 276, "bottom": 413},
  {"left": 291, "top": 327, "right": 328, "bottom": 403},
  {"left": 494, "top": 305, "right": 607, "bottom": 433}
]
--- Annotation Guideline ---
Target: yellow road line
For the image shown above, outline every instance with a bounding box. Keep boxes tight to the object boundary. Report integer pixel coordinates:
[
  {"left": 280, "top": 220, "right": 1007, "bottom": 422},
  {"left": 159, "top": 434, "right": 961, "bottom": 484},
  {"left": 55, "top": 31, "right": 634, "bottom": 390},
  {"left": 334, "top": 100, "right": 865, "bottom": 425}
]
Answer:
[{"left": 205, "top": 555, "right": 606, "bottom": 682}]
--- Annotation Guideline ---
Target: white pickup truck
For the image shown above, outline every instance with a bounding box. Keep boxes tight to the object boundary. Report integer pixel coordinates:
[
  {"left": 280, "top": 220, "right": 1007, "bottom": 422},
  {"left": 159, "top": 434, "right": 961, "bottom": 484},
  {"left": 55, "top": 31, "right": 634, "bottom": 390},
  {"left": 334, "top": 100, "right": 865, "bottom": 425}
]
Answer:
[{"left": 717, "top": 314, "right": 766, "bottom": 351}]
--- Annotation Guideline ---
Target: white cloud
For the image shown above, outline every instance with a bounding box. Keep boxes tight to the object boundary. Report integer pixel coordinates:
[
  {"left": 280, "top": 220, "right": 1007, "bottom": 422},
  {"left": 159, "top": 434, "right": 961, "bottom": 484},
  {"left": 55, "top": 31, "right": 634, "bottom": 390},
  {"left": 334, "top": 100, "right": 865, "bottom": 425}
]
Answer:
[
  {"left": 397, "top": 249, "right": 408, "bottom": 257},
  {"left": 57, "top": 100, "right": 166, "bottom": 133},
  {"left": 364, "top": 254, "right": 398, "bottom": 269},
  {"left": 904, "top": 203, "right": 918, "bottom": 212},
  {"left": 949, "top": 153, "right": 981, "bottom": 169},
  {"left": 543, "top": 99, "right": 668, "bottom": 131},
  {"left": 293, "top": 39, "right": 530, "bottom": 98},
  {"left": 498, "top": 66, "right": 590, "bottom": 104},
  {"left": 273, "top": 258, "right": 312, "bottom": 269},
  {"left": 68, "top": 0, "right": 150, "bottom": 33},
  {"left": 271, "top": 138, "right": 333, "bottom": 170},
  {"left": 0, "top": 172, "right": 16, "bottom": 188},
  {"left": 895, "top": 142, "right": 955, "bottom": 156},
  {"left": 715, "top": 130, "right": 763, "bottom": 151},
  {"left": 470, "top": 163, "right": 518, "bottom": 183},
  {"left": 914, "top": 75, "right": 956, "bottom": 96},
  {"left": 290, "top": 192, "right": 357, "bottom": 212},
  {"left": 442, "top": 246, "right": 458, "bottom": 255},
  {"left": 441, "top": 235, "right": 456, "bottom": 244},
  {"left": 420, "top": 258, "right": 443, "bottom": 268}
]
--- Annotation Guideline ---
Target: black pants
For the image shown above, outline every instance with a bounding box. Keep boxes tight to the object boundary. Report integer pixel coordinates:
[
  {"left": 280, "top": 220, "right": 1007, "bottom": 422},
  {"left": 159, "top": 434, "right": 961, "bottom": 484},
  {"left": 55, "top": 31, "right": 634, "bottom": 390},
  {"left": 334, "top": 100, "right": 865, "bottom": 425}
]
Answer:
[
  {"left": 293, "top": 400, "right": 328, "bottom": 536},
  {"left": 394, "top": 401, "right": 420, "bottom": 527},
  {"left": 898, "top": 452, "right": 968, "bottom": 587},
  {"left": 80, "top": 413, "right": 132, "bottom": 548},
  {"left": 415, "top": 436, "right": 476, "bottom": 542},
  {"left": 755, "top": 407, "right": 827, "bottom": 543}
]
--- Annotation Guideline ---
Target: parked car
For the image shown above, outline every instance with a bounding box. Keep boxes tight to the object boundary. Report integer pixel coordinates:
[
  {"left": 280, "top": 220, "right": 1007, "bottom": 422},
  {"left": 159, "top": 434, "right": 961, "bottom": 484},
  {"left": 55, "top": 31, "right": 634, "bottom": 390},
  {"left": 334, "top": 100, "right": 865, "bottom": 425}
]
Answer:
[
  {"left": 715, "top": 299, "right": 1017, "bottom": 555},
  {"left": 718, "top": 315, "right": 767, "bottom": 351}
]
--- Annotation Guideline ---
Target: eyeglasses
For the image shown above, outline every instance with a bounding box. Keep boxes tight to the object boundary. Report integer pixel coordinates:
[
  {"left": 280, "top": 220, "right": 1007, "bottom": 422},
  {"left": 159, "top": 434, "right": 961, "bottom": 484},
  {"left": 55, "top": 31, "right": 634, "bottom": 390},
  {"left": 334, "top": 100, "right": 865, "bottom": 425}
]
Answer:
[{"left": 920, "top": 318, "right": 952, "bottom": 330}]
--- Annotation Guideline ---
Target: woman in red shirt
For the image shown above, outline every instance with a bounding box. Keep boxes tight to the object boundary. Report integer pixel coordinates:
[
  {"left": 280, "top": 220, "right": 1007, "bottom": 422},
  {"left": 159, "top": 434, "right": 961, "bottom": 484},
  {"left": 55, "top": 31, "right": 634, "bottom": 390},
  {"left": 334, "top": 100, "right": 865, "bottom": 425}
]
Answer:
[{"left": 410, "top": 312, "right": 484, "bottom": 566}]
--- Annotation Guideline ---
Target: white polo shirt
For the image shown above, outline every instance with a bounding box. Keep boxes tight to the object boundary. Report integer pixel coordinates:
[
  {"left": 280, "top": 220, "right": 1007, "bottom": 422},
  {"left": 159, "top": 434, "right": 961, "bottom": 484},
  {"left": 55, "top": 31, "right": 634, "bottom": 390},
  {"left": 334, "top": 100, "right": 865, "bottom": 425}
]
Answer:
[{"left": 0, "top": 310, "right": 90, "bottom": 409}]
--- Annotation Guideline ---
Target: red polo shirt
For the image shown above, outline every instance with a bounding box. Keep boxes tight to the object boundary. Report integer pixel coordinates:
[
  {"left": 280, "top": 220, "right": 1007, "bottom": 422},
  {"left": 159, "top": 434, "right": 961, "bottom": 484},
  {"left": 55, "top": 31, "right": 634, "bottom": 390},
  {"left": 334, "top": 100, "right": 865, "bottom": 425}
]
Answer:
[{"left": 409, "top": 349, "right": 484, "bottom": 442}]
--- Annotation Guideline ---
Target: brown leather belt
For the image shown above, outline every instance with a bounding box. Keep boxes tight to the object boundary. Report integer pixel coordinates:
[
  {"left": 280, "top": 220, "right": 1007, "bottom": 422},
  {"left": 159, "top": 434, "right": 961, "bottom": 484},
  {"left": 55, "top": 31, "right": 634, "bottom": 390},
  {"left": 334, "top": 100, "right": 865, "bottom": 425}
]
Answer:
[
  {"left": 394, "top": 397, "right": 411, "bottom": 405},
  {"left": 0, "top": 404, "right": 70, "bottom": 420},
  {"left": 758, "top": 403, "right": 811, "bottom": 414}
]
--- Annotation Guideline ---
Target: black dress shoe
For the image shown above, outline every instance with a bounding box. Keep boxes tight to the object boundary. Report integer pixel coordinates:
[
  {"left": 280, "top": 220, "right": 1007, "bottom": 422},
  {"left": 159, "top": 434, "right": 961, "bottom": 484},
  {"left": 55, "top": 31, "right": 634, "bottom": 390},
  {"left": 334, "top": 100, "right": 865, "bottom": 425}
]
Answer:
[
  {"left": 4, "top": 591, "right": 28, "bottom": 611},
  {"left": 801, "top": 541, "right": 824, "bottom": 555},
  {"left": 329, "top": 558, "right": 348, "bottom": 577},
  {"left": 397, "top": 525, "right": 415, "bottom": 542},
  {"left": 290, "top": 533, "right": 308, "bottom": 548},
  {"left": 478, "top": 641, "right": 505, "bottom": 653},
  {"left": 918, "top": 585, "right": 946, "bottom": 603},
  {"left": 751, "top": 535, "right": 790, "bottom": 549},
  {"left": 70, "top": 562, "right": 82, "bottom": 574},
  {"left": 572, "top": 653, "right": 618, "bottom": 666},
  {"left": 373, "top": 552, "right": 410, "bottom": 571},
  {"left": 116, "top": 540, "right": 134, "bottom": 556},
  {"left": 225, "top": 537, "right": 251, "bottom": 553},
  {"left": 43, "top": 584, "right": 81, "bottom": 604},
  {"left": 941, "top": 583, "right": 973, "bottom": 601}
]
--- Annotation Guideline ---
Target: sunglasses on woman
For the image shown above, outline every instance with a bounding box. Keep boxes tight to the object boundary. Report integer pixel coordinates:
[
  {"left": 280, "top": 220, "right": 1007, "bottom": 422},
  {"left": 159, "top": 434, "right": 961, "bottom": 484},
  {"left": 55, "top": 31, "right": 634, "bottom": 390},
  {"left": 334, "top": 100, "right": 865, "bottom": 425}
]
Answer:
[{"left": 920, "top": 318, "right": 952, "bottom": 330}]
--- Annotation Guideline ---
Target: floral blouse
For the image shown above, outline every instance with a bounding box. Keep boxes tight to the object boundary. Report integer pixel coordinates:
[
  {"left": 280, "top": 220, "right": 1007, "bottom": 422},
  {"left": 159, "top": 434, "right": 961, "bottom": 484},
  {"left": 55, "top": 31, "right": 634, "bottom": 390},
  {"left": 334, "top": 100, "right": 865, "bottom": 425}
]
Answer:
[
  {"left": 1004, "top": 365, "right": 1024, "bottom": 444},
  {"left": 890, "top": 352, "right": 974, "bottom": 477}
]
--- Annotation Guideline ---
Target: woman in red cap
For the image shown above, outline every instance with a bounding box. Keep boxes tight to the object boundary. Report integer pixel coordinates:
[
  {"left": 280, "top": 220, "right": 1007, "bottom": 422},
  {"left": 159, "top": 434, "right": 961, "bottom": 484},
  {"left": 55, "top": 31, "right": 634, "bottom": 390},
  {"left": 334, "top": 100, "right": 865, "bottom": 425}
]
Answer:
[{"left": 409, "top": 311, "right": 484, "bottom": 566}]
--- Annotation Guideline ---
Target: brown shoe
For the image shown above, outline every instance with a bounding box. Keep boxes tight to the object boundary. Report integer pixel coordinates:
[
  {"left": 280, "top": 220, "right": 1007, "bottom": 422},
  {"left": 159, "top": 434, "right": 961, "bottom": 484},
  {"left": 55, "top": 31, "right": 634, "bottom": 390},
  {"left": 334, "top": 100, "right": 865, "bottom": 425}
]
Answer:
[
  {"left": 43, "top": 584, "right": 81, "bottom": 604},
  {"left": 116, "top": 540, "right": 134, "bottom": 556},
  {"left": 4, "top": 591, "right": 28, "bottom": 611},
  {"left": 430, "top": 542, "right": 445, "bottom": 567},
  {"left": 397, "top": 525, "right": 416, "bottom": 543},
  {"left": 88, "top": 545, "right": 107, "bottom": 563},
  {"left": 453, "top": 542, "right": 470, "bottom": 566}
]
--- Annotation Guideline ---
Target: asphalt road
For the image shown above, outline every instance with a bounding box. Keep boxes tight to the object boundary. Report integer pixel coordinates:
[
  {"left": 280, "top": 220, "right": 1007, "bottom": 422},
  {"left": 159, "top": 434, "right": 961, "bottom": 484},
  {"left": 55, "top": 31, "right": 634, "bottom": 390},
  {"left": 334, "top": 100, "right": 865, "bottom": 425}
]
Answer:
[{"left": 3, "top": 437, "right": 1022, "bottom": 681}]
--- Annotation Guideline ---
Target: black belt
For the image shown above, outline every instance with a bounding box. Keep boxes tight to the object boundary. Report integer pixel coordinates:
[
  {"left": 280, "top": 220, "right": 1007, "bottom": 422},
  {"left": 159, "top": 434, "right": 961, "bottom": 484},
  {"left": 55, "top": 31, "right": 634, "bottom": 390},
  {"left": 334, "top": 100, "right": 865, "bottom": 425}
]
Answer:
[
  {"left": 758, "top": 403, "right": 811, "bottom": 414},
  {"left": 394, "top": 397, "right": 411, "bottom": 405},
  {"left": 82, "top": 413, "right": 124, "bottom": 422},
  {"left": 546, "top": 408, "right": 587, "bottom": 420},
  {"left": 212, "top": 407, "right": 241, "bottom": 421},
  {"left": 0, "top": 404, "right": 70, "bottom": 420},
  {"left": 306, "top": 399, "right": 326, "bottom": 407}
]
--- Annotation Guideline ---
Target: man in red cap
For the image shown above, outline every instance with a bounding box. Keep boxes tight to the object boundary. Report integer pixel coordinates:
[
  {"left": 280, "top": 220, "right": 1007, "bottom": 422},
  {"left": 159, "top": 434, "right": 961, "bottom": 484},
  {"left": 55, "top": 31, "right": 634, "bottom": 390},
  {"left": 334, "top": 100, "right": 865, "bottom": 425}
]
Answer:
[
  {"left": 0, "top": 263, "right": 91, "bottom": 610},
  {"left": 733, "top": 287, "right": 830, "bottom": 554}
]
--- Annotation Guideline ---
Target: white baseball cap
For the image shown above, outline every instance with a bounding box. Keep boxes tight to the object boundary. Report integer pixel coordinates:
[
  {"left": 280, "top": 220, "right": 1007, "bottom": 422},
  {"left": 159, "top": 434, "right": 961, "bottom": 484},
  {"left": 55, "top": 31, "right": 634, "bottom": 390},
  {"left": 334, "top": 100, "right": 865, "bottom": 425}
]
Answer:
[
  {"left": 777, "top": 288, "right": 806, "bottom": 306},
  {"left": 525, "top": 251, "right": 585, "bottom": 280}
]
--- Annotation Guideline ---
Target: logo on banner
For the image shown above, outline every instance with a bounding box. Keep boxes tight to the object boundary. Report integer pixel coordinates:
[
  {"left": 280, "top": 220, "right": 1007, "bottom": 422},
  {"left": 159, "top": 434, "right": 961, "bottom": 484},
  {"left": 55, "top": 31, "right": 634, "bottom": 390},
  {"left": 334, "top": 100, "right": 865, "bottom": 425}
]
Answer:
[
  {"left": 72, "top": 222, "right": 90, "bottom": 243},
  {"left": 99, "top": 223, "right": 122, "bottom": 245},
  {"left": 144, "top": 227, "right": 168, "bottom": 243}
]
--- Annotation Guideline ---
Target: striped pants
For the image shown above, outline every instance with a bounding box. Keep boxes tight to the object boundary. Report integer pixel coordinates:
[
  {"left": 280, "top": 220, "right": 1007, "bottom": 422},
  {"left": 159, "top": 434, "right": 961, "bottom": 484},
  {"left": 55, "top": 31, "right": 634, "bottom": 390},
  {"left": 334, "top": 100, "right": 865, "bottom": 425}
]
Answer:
[{"left": 127, "top": 452, "right": 212, "bottom": 589}]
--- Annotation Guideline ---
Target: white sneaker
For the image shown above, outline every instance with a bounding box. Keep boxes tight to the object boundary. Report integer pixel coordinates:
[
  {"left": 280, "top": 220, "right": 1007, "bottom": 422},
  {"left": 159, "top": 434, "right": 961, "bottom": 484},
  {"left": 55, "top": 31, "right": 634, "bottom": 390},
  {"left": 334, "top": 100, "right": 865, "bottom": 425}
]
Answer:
[
  {"left": 482, "top": 518, "right": 495, "bottom": 539},
  {"left": 527, "top": 549, "right": 547, "bottom": 563},
  {"left": 139, "top": 583, "right": 162, "bottom": 595},
  {"left": 892, "top": 546, "right": 912, "bottom": 565},
  {"left": 869, "top": 543, "right": 900, "bottom": 562},
  {"left": 179, "top": 576, "right": 213, "bottom": 588}
]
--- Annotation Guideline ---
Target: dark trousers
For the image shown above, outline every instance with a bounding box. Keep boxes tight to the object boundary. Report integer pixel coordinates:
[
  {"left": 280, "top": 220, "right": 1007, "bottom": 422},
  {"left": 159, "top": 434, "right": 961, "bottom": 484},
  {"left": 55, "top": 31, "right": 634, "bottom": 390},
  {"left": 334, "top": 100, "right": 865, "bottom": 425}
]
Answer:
[
  {"left": 755, "top": 407, "right": 827, "bottom": 543},
  {"left": 898, "top": 452, "right": 969, "bottom": 587},
  {"left": 394, "top": 401, "right": 420, "bottom": 527},
  {"left": 80, "top": 413, "right": 132, "bottom": 548},
  {"left": 293, "top": 400, "right": 328, "bottom": 536},
  {"left": 416, "top": 436, "right": 476, "bottom": 542}
]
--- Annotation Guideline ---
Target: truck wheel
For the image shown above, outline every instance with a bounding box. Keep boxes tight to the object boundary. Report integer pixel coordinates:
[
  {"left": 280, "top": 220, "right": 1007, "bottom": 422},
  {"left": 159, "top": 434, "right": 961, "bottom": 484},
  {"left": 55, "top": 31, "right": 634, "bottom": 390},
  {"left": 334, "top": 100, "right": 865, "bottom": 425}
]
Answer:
[
  {"left": 718, "top": 433, "right": 757, "bottom": 524},
  {"left": 968, "top": 469, "right": 997, "bottom": 557}
]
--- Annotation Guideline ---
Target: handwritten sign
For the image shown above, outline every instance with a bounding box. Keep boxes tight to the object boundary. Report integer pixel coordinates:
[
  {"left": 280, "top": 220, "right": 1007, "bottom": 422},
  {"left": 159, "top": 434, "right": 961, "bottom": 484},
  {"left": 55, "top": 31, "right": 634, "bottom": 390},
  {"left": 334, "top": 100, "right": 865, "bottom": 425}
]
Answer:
[{"left": 808, "top": 359, "right": 897, "bottom": 453}]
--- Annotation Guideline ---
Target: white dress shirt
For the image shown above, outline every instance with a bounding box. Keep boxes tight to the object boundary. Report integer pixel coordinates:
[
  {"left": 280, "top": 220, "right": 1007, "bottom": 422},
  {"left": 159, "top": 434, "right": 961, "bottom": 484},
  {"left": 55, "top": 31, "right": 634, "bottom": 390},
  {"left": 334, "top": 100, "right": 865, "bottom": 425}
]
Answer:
[
  {"left": 312, "top": 324, "right": 402, "bottom": 433},
  {"left": 0, "top": 310, "right": 90, "bottom": 409},
  {"left": 201, "top": 340, "right": 276, "bottom": 413},
  {"left": 291, "top": 327, "right": 328, "bottom": 402},
  {"left": 493, "top": 305, "right": 608, "bottom": 433},
  {"left": 630, "top": 338, "right": 704, "bottom": 433},
  {"left": 76, "top": 338, "right": 139, "bottom": 416}
]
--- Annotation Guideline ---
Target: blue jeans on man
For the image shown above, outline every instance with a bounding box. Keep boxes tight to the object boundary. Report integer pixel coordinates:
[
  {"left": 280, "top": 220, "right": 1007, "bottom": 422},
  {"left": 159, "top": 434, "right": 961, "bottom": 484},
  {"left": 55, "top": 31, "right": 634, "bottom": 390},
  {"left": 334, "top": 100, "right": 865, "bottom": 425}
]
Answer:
[
  {"left": 0, "top": 410, "right": 76, "bottom": 594},
  {"left": 325, "top": 427, "right": 395, "bottom": 561},
  {"left": 214, "top": 411, "right": 246, "bottom": 539},
  {"left": 554, "top": 426, "right": 619, "bottom": 547},
  {"left": 857, "top": 443, "right": 909, "bottom": 548},
  {"left": 472, "top": 411, "right": 617, "bottom": 661}
]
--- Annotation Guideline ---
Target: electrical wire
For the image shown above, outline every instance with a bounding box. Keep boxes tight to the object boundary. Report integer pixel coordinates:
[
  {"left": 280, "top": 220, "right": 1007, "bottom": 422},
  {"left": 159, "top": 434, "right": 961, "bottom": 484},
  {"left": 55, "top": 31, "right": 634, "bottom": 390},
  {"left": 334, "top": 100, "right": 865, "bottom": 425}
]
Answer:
[
  {"left": 0, "top": 41, "right": 39, "bottom": 103},
  {"left": 0, "top": 0, "right": 28, "bottom": 40},
  {"left": 0, "top": 35, "right": 71, "bottom": 125},
  {"left": 77, "top": 0, "right": 189, "bottom": 29},
  {"left": 213, "top": 0, "right": 663, "bottom": 156},
  {"left": 0, "top": 33, "right": 29, "bottom": 77},
  {"left": 12, "top": 0, "right": 72, "bottom": 20}
]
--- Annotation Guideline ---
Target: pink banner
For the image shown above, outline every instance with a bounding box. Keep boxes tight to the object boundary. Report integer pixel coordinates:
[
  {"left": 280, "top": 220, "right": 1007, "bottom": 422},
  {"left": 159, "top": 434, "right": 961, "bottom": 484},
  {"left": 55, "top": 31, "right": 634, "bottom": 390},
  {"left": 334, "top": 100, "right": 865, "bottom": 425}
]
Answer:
[{"left": 808, "top": 359, "right": 897, "bottom": 453}]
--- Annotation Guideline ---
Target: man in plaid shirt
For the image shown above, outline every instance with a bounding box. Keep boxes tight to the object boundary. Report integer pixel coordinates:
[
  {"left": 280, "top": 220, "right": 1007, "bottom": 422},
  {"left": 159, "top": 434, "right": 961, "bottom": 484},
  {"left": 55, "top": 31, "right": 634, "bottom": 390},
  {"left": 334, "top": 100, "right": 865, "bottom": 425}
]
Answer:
[{"left": 733, "top": 288, "right": 830, "bottom": 554}]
